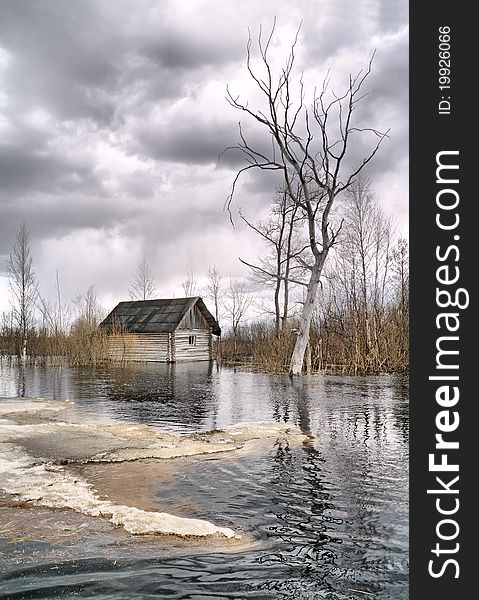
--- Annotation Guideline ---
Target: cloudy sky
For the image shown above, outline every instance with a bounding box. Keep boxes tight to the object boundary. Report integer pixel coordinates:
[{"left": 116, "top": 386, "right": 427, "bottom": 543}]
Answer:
[{"left": 0, "top": 0, "right": 408, "bottom": 316}]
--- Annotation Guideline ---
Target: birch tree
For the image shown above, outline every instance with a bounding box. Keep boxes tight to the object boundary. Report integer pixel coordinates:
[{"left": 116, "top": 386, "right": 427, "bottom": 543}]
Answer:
[
  {"left": 129, "top": 257, "right": 157, "bottom": 301},
  {"left": 7, "top": 223, "right": 37, "bottom": 362},
  {"left": 206, "top": 266, "right": 223, "bottom": 324},
  {"left": 224, "top": 23, "right": 387, "bottom": 374}
]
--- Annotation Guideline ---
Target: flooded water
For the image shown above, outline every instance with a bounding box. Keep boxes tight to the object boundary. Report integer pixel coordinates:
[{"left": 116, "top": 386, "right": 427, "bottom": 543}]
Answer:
[{"left": 0, "top": 362, "right": 408, "bottom": 599}]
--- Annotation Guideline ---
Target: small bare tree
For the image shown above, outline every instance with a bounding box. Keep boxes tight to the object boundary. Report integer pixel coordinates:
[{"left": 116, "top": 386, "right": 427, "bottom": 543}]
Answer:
[
  {"left": 52, "top": 270, "right": 71, "bottom": 335},
  {"left": 181, "top": 268, "right": 199, "bottom": 297},
  {"left": 129, "top": 257, "right": 157, "bottom": 301},
  {"left": 224, "top": 279, "right": 252, "bottom": 352},
  {"left": 7, "top": 223, "right": 37, "bottom": 362},
  {"left": 239, "top": 186, "right": 304, "bottom": 334},
  {"left": 70, "top": 285, "right": 106, "bottom": 366},
  {"left": 391, "top": 238, "right": 409, "bottom": 314},
  {"left": 224, "top": 23, "right": 387, "bottom": 374},
  {"left": 32, "top": 270, "right": 72, "bottom": 360},
  {"left": 72, "top": 284, "right": 103, "bottom": 328},
  {"left": 206, "top": 266, "right": 223, "bottom": 324}
]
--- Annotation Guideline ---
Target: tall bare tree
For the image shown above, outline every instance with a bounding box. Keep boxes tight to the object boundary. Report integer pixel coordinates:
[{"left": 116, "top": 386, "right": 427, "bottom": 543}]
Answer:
[
  {"left": 7, "top": 223, "right": 37, "bottom": 362},
  {"left": 129, "top": 257, "right": 157, "bottom": 301},
  {"left": 391, "top": 238, "right": 409, "bottom": 314},
  {"left": 224, "top": 23, "right": 387, "bottom": 374}
]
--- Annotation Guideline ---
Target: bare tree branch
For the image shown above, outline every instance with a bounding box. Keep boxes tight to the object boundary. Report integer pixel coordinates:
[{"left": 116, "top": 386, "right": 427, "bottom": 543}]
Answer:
[
  {"left": 223, "top": 25, "right": 387, "bottom": 374},
  {"left": 129, "top": 257, "right": 157, "bottom": 301}
]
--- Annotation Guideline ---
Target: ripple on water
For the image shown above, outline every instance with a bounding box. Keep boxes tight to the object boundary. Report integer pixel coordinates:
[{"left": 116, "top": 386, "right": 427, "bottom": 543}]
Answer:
[{"left": 0, "top": 365, "right": 408, "bottom": 599}]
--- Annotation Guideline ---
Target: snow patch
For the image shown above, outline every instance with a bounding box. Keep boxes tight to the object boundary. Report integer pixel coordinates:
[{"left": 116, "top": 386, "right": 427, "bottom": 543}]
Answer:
[
  {"left": 0, "top": 397, "right": 307, "bottom": 540},
  {"left": 0, "top": 440, "right": 236, "bottom": 539}
]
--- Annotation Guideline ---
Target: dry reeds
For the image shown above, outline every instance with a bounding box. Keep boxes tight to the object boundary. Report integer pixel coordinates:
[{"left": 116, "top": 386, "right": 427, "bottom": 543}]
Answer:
[{"left": 219, "top": 301, "right": 408, "bottom": 375}]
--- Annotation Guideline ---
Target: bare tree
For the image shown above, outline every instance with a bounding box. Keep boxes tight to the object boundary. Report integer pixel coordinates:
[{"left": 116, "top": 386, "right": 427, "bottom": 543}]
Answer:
[
  {"left": 31, "top": 270, "right": 72, "bottom": 360},
  {"left": 7, "top": 223, "right": 37, "bottom": 362},
  {"left": 35, "top": 272, "right": 66, "bottom": 333},
  {"left": 129, "top": 257, "right": 157, "bottom": 301},
  {"left": 0, "top": 310, "right": 16, "bottom": 356},
  {"left": 391, "top": 238, "right": 409, "bottom": 314},
  {"left": 53, "top": 270, "right": 71, "bottom": 335},
  {"left": 206, "top": 266, "right": 223, "bottom": 324},
  {"left": 390, "top": 237, "right": 409, "bottom": 366},
  {"left": 72, "top": 284, "right": 103, "bottom": 328},
  {"left": 224, "top": 279, "right": 252, "bottom": 352},
  {"left": 224, "top": 23, "right": 387, "bottom": 374},
  {"left": 70, "top": 285, "right": 107, "bottom": 366},
  {"left": 325, "top": 175, "right": 395, "bottom": 370},
  {"left": 181, "top": 268, "right": 199, "bottom": 297},
  {"left": 239, "top": 186, "right": 304, "bottom": 334}
]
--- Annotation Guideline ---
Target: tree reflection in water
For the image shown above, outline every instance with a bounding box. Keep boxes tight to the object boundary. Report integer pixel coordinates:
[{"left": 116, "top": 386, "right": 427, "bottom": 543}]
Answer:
[
  {"left": 258, "top": 375, "right": 408, "bottom": 598},
  {"left": 0, "top": 363, "right": 408, "bottom": 599}
]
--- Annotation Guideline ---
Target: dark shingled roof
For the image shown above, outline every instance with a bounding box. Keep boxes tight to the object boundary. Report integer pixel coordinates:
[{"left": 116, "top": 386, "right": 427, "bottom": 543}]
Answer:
[{"left": 100, "top": 297, "right": 221, "bottom": 336}]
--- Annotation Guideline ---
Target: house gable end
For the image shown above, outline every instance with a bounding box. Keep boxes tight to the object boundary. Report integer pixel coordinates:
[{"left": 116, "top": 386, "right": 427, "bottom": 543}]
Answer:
[{"left": 176, "top": 302, "right": 211, "bottom": 332}]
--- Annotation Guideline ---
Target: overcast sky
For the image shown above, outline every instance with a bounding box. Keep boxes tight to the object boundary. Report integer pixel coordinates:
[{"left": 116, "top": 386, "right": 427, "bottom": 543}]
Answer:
[{"left": 0, "top": 0, "right": 408, "bottom": 316}]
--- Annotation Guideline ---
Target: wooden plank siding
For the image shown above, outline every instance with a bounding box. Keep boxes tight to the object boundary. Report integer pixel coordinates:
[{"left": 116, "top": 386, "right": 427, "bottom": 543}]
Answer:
[
  {"left": 177, "top": 305, "right": 211, "bottom": 331},
  {"left": 106, "top": 331, "right": 212, "bottom": 363},
  {"left": 106, "top": 333, "right": 169, "bottom": 362},
  {"left": 173, "top": 330, "right": 211, "bottom": 362}
]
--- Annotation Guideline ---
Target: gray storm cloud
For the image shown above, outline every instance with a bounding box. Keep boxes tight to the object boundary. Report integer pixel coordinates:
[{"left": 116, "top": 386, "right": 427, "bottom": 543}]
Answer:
[{"left": 0, "top": 0, "right": 408, "bottom": 312}]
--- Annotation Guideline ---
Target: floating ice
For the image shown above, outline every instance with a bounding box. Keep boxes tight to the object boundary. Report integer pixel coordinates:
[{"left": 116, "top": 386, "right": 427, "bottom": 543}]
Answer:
[
  {"left": 0, "top": 439, "right": 236, "bottom": 538},
  {"left": 0, "top": 397, "right": 306, "bottom": 539},
  {"left": 0, "top": 397, "right": 72, "bottom": 416}
]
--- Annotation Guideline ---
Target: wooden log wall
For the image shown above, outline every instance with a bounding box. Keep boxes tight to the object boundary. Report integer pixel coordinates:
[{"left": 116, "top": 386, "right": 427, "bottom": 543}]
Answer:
[
  {"left": 173, "top": 330, "right": 211, "bottom": 362},
  {"left": 106, "top": 333, "right": 170, "bottom": 362}
]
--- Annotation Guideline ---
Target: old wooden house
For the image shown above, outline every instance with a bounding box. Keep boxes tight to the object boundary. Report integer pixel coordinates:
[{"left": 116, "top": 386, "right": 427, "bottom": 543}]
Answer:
[{"left": 100, "top": 297, "right": 221, "bottom": 363}]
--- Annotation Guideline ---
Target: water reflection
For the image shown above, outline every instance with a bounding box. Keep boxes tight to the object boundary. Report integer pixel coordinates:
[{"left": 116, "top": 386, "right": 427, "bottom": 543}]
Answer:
[
  {"left": 0, "top": 362, "right": 408, "bottom": 599},
  {"left": 17, "top": 365, "right": 26, "bottom": 398},
  {"left": 66, "top": 362, "right": 219, "bottom": 431}
]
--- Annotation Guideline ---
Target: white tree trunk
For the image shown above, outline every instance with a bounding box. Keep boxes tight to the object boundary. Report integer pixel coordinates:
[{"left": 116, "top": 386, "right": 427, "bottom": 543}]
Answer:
[
  {"left": 21, "top": 334, "right": 27, "bottom": 364},
  {"left": 289, "top": 261, "right": 323, "bottom": 375}
]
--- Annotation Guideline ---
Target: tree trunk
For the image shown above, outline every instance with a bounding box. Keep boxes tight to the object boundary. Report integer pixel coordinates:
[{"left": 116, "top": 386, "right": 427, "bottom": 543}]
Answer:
[
  {"left": 281, "top": 204, "right": 296, "bottom": 330},
  {"left": 21, "top": 333, "right": 27, "bottom": 364},
  {"left": 289, "top": 261, "right": 323, "bottom": 375},
  {"left": 224, "top": 38, "right": 387, "bottom": 375},
  {"left": 305, "top": 338, "right": 312, "bottom": 374},
  {"left": 282, "top": 277, "right": 289, "bottom": 331},
  {"left": 274, "top": 279, "right": 281, "bottom": 336}
]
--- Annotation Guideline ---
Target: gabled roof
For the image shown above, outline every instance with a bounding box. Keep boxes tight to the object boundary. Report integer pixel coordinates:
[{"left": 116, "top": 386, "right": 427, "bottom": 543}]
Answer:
[{"left": 100, "top": 297, "right": 221, "bottom": 336}]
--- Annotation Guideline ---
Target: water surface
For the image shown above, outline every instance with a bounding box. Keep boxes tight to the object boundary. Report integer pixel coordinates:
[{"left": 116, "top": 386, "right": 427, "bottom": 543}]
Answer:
[{"left": 0, "top": 362, "right": 408, "bottom": 599}]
